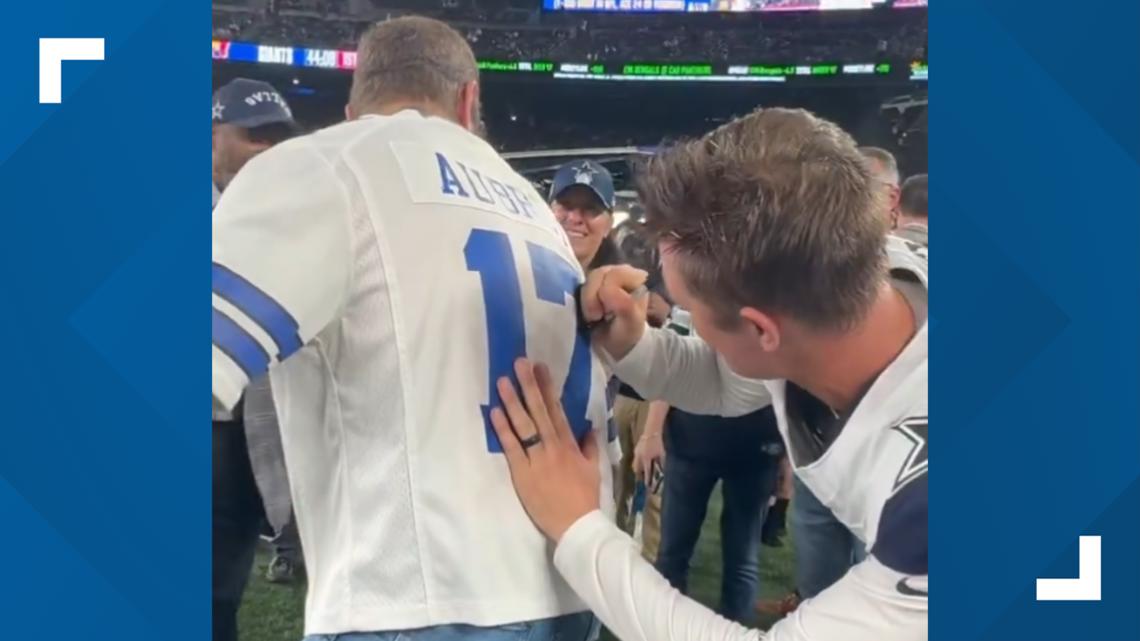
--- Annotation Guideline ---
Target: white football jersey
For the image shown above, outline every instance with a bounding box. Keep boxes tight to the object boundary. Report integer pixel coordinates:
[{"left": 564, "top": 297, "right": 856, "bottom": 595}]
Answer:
[
  {"left": 212, "top": 111, "right": 614, "bottom": 635},
  {"left": 781, "top": 237, "right": 927, "bottom": 564},
  {"left": 595, "top": 239, "right": 928, "bottom": 641}
]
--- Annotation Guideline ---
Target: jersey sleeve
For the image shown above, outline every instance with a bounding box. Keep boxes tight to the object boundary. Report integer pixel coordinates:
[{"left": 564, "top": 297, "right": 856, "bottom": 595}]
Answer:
[
  {"left": 766, "top": 555, "right": 927, "bottom": 641},
  {"left": 871, "top": 472, "right": 928, "bottom": 576},
  {"left": 212, "top": 140, "right": 354, "bottom": 411},
  {"left": 607, "top": 328, "right": 772, "bottom": 417},
  {"left": 553, "top": 511, "right": 926, "bottom": 641},
  {"left": 554, "top": 511, "right": 764, "bottom": 641}
]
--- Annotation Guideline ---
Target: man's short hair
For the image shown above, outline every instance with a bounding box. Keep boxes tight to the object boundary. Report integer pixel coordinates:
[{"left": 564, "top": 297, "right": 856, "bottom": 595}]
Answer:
[
  {"left": 858, "top": 146, "right": 900, "bottom": 187},
  {"left": 349, "top": 16, "right": 478, "bottom": 114},
  {"left": 899, "top": 174, "right": 928, "bottom": 220},
  {"left": 637, "top": 107, "right": 888, "bottom": 332}
]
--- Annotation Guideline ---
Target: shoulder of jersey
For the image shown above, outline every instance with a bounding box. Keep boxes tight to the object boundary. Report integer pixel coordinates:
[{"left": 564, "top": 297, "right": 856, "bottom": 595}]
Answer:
[
  {"left": 302, "top": 115, "right": 505, "bottom": 164},
  {"left": 886, "top": 235, "right": 927, "bottom": 284}
]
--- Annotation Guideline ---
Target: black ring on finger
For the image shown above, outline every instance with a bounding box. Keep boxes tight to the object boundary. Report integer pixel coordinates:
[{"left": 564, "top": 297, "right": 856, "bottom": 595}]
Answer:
[{"left": 519, "top": 433, "right": 543, "bottom": 450}]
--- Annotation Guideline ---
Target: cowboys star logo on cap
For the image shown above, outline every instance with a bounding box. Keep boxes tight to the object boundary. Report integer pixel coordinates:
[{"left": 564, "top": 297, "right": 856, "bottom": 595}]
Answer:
[
  {"left": 574, "top": 163, "right": 598, "bottom": 186},
  {"left": 212, "top": 78, "right": 296, "bottom": 129},
  {"left": 550, "top": 159, "right": 616, "bottom": 211}
]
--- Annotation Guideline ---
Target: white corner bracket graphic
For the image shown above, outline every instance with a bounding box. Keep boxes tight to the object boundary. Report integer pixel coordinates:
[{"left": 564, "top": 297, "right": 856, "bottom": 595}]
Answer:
[
  {"left": 39, "top": 38, "right": 105, "bottom": 104},
  {"left": 1036, "top": 535, "right": 1101, "bottom": 601}
]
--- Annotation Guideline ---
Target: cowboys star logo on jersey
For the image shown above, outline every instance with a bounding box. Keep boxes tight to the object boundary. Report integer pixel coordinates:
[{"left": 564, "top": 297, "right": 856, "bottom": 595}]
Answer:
[{"left": 891, "top": 416, "right": 928, "bottom": 492}]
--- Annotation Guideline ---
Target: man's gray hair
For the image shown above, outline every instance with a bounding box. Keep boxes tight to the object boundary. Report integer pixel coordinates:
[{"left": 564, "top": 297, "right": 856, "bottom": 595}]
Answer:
[
  {"left": 858, "top": 146, "right": 900, "bottom": 187},
  {"left": 349, "top": 16, "right": 478, "bottom": 114}
]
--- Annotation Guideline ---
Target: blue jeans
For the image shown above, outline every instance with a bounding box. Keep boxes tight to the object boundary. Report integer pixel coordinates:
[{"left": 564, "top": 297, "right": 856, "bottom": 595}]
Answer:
[
  {"left": 655, "top": 454, "right": 779, "bottom": 623},
  {"left": 791, "top": 475, "right": 867, "bottom": 598},
  {"left": 303, "top": 612, "right": 599, "bottom": 641}
]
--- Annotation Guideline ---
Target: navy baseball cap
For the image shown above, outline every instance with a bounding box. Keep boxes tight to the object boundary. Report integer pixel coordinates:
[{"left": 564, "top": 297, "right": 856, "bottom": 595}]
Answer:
[
  {"left": 212, "top": 78, "right": 295, "bottom": 128},
  {"left": 550, "top": 160, "right": 616, "bottom": 211}
]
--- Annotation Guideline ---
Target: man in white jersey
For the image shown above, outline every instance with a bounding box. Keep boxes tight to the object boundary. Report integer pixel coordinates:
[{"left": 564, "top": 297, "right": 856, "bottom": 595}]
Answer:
[
  {"left": 484, "top": 108, "right": 927, "bottom": 641},
  {"left": 211, "top": 16, "right": 609, "bottom": 641}
]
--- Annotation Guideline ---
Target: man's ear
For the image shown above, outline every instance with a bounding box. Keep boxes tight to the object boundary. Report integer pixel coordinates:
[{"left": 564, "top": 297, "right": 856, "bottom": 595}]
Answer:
[
  {"left": 344, "top": 103, "right": 355, "bottom": 121},
  {"left": 457, "top": 80, "right": 480, "bottom": 131},
  {"left": 740, "top": 307, "right": 781, "bottom": 352}
]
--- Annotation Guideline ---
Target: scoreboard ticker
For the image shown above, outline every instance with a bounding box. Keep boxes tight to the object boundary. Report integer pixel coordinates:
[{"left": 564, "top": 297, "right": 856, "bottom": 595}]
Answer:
[
  {"left": 213, "top": 40, "right": 925, "bottom": 84},
  {"left": 541, "top": 0, "right": 926, "bottom": 13}
]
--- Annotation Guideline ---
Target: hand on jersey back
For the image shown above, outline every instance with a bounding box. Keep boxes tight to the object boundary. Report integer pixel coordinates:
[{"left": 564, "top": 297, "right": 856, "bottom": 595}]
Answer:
[
  {"left": 579, "top": 265, "right": 651, "bottom": 361},
  {"left": 489, "top": 358, "right": 601, "bottom": 543}
]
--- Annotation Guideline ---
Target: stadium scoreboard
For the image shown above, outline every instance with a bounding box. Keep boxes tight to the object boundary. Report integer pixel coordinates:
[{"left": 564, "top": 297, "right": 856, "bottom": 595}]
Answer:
[
  {"left": 542, "top": 0, "right": 926, "bottom": 12},
  {"left": 213, "top": 40, "right": 923, "bottom": 84}
]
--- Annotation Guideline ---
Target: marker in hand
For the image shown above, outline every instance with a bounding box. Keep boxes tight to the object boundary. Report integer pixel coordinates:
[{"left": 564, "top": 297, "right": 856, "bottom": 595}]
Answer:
[{"left": 583, "top": 284, "right": 649, "bottom": 331}]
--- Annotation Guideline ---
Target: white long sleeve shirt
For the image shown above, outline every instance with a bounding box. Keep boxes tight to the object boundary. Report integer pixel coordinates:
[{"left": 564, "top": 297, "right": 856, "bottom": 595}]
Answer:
[{"left": 556, "top": 239, "right": 928, "bottom": 641}]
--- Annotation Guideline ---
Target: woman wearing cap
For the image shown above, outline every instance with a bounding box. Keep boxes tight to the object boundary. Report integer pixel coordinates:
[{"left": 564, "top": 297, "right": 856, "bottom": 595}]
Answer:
[
  {"left": 548, "top": 159, "right": 630, "bottom": 520},
  {"left": 549, "top": 160, "right": 621, "bottom": 270}
]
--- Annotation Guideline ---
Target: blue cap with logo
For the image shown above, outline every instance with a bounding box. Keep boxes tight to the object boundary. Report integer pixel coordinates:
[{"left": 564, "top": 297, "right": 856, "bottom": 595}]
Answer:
[
  {"left": 550, "top": 160, "right": 616, "bottom": 211},
  {"left": 212, "top": 78, "right": 295, "bottom": 128}
]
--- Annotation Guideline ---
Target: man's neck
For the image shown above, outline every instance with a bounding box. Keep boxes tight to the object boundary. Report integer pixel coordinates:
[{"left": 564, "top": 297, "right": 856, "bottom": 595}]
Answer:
[
  {"left": 791, "top": 283, "right": 917, "bottom": 413},
  {"left": 368, "top": 101, "right": 452, "bottom": 122},
  {"left": 897, "top": 215, "right": 927, "bottom": 229}
]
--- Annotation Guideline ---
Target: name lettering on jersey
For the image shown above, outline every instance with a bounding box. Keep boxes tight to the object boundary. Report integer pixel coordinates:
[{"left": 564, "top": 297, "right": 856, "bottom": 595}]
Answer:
[
  {"left": 395, "top": 141, "right": 552, "bottom": 231},
  {"left": 454, "top": 160, "right": 496, "bottom": 205},
  {"left": 890, "top": 417, "right": 928, "bottom": 492}
]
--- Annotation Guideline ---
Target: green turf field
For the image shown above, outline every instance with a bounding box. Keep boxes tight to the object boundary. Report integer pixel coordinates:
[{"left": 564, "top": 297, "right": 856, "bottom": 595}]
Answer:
[{"left": 238, "top": 486, "right": 795, "bottom": 640}]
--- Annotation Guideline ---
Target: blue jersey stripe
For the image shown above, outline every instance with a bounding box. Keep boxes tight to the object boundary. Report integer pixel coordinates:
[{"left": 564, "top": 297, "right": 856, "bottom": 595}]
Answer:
[
  {"left": 212, "top": 263, "right": 302, "bottom": 359},
  {"left": 212, "top": 307, "right": 272, "bottom": 381}
]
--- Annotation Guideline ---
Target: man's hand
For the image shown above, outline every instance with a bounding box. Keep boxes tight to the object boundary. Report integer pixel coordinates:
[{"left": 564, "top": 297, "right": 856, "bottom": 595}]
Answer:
[
  {"left": 489, "top": 358, "right": 602, "bottom": 543},
  {"left": 580, "top": 265, "right": 650, "bottom": 360},
  {"left": 632, "top": 433, "right": 665, "bottom": 483}
]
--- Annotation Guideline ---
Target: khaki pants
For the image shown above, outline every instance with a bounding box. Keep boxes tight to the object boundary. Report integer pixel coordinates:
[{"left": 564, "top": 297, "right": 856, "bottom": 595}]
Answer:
[{"left": 613, "top": 395, "right": 663, "bottom": 563}]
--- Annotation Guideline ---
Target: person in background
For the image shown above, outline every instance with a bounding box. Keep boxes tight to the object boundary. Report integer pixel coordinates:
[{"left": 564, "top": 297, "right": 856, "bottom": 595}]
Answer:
[
  {"left": 858, "top": 146, "right": 901, "bottom": 229},
  {"left": 550, "top": 159, "right": 626, "bottom": 482},
  {"left": 613, "top": 287, "right": 670, "bottom": 558},
  {"left": 645, "top": 312, "right": 782, "bottom": 625},
  {"left": 213, "top": 78, "right": 299, "bottom": 193},
  {"left": 760, "top": 456, "right": 792, "bottom": 548},
  {"left": 622, "top": 398, "right": 668, "bottom": 557},
  {"left": 894, "top": 173, "right": 928, "bottom": 248},
  {"left": 211, "top": 77, "right": 302, "bottom": 641},
  {"left": 549, "top": 159, "right": 618, "bottom": 270},
  {"left": 243, "top": 375, "right": 305, "bottom": 585},
  {"left": 655, "top": 403, "right": 784, "bottom": 624},
  {"left": 612, "top": 226, "right": 670, "bottom": 558}
]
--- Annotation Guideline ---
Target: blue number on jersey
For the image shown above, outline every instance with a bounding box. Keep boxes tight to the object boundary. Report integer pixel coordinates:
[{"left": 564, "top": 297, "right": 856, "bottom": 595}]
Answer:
[
  {"left": 465, "top": 229, "right": 593, "bottom": 453},
  {"left": 527, "top": 241, "right": 593, "bottom": 441}
]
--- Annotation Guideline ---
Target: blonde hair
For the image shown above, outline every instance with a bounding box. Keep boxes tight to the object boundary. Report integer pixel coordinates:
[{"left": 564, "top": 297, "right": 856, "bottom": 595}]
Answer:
[
  {"left": 638, "top": 107, "right": 888, "bottom": 331},
  {"left": 349, "top": 16, "right": 478, "bottom": 114}
]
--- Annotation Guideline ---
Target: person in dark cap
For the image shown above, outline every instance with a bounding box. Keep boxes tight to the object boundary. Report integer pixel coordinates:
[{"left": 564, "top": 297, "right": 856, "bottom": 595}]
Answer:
[
  {"left": 549, "top": 160, "right": 619, "bottom": 270},
  {"left": 212, "top": 78, "right": 299, "bottom": 194},
  {"left": 211, "top": 77, "right": 301, "bottom": 641}
]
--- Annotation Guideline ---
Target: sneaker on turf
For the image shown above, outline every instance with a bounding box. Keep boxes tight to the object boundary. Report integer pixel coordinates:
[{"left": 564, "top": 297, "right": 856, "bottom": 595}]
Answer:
[{"left": 265, "top": 554, "right": 301, "bottom": 584}]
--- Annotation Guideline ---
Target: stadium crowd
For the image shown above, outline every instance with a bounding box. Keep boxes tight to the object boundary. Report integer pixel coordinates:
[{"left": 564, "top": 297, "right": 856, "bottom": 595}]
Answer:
[
  {"left": 213, "top": 0, "right": 926, "bottom": 62},
  {"left": 213, "top": 8, "right": 928, "bottom": 641}
]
